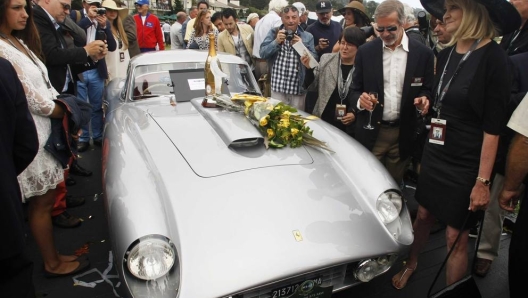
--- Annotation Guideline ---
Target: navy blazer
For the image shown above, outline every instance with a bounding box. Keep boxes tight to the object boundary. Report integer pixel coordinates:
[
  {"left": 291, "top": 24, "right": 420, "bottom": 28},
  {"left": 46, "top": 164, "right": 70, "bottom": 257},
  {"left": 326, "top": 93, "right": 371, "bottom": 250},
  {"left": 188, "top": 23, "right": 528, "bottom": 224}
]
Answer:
[
  {"left": 350, "top": 36, "right": 435, "bottom": 159},
  {"left": 77, "top": 16, "right": 117, "bottom": 80}
]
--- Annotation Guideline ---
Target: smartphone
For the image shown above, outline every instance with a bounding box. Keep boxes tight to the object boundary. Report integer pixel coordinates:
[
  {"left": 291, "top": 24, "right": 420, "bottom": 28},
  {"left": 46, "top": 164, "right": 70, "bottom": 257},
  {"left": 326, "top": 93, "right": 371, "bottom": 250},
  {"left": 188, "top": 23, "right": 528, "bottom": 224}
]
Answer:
[{"left": 95, "top": 30, "right": 107, "bottom": 41}]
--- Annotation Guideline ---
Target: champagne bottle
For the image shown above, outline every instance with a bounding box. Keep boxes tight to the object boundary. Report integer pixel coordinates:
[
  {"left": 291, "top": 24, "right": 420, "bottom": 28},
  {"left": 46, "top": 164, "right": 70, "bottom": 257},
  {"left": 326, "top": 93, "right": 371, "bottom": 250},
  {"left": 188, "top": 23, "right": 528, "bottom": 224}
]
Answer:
[{"left": 204, "top": 32, "right": 217, "bottom": 101}]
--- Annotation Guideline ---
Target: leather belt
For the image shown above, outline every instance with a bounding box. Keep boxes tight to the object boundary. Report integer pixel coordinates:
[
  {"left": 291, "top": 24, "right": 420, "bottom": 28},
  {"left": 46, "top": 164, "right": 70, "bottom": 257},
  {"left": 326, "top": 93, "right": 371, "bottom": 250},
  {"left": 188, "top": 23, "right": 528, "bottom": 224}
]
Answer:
[{"left": 381, "top": 119, "right": 400, "bottom": 127}]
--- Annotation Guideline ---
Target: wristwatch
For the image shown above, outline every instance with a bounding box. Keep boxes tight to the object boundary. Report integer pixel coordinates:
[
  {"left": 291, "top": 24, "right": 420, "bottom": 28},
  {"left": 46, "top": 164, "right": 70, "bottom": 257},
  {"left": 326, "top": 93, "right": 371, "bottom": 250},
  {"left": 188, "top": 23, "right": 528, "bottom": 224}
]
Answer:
[{"left": 476, "top": 177, "right": 491, "bottom": 186}]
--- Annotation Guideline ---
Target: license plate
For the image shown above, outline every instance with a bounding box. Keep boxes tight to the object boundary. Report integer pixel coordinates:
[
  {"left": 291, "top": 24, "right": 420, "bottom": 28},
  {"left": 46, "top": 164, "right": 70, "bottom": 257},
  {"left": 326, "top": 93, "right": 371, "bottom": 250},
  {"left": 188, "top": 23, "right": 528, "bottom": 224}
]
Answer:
[{"left": 270, "top": 276, "right": 323, "bottom": 298}]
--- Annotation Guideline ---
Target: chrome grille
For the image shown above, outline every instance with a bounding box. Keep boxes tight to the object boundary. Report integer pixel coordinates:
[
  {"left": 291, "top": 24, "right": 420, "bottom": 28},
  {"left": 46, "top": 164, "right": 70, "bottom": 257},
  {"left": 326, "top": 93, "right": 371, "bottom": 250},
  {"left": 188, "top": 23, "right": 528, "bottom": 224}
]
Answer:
[{"left": 231, "top": 263, "right": 361, "bottom": 298}]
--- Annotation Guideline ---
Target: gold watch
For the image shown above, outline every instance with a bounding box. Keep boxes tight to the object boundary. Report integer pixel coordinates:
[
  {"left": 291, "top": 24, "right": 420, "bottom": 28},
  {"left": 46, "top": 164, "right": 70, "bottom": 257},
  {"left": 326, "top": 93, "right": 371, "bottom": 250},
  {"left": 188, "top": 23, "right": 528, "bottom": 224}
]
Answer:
[{"left": 476, "top": 177, "right": 491, "bottom": 186}]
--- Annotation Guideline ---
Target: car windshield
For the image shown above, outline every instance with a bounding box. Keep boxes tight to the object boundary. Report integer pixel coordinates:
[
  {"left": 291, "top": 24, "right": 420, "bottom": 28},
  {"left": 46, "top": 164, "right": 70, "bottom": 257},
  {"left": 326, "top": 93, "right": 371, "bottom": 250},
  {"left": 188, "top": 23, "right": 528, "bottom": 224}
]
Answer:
[{"left": 129, "top": 61, "right": 260, "bottom": 100}]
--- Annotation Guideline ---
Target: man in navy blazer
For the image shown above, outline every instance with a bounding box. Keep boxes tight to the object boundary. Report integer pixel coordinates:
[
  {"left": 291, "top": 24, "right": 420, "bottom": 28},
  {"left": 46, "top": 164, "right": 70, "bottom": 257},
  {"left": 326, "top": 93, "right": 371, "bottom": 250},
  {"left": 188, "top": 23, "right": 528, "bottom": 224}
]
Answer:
[
  {"left": 75, "top": 0, "right": 116, "bottom": 152},
  {"left": 350, "top": 0, "right": 434, "bottom": 184}
]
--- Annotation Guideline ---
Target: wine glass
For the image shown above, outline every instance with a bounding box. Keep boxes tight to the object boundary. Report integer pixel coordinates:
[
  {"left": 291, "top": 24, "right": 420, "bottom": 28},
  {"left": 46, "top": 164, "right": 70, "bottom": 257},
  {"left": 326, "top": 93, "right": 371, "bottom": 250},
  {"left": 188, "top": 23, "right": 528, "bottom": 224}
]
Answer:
[{"left": 363, "top": 92, "right": 378, "bottom": 130}]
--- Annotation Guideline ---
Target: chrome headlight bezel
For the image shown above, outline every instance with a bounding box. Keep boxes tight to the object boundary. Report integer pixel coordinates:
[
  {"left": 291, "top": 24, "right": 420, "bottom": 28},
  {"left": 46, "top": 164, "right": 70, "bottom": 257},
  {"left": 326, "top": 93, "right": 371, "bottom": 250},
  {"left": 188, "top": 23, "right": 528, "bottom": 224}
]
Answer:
[
  {"left": 376, "top": 189, "right": 403, "bottom": 224},
  {"left": 124, "top": 234, "right": 176, "bottom": 281},
  {"left": 354, "top": 254, "right": 399, "bottom": 282}
]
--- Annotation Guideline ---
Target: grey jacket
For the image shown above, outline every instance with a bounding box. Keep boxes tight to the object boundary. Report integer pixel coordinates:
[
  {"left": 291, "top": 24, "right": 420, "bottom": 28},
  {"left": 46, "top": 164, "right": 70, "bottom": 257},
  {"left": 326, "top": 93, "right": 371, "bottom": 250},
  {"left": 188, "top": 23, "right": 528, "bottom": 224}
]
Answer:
[{"left": 307, "top": 52, "right": 344, "bottom": 117}]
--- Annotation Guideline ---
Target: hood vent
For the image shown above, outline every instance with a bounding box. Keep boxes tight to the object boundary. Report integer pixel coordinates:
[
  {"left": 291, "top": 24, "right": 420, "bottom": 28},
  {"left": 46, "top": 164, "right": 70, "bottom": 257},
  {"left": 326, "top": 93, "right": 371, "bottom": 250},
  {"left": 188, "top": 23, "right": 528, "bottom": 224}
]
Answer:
[{"left": 192, "top": 99, "right": 263, "bottom": 148}]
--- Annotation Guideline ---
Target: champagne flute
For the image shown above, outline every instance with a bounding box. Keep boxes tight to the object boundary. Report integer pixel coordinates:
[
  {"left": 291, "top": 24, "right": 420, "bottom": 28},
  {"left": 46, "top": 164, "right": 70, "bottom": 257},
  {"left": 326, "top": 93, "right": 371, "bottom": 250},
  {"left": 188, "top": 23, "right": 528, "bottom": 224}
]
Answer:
[{"left": 363, "top": 92, "right": 378, "bottom": 130}]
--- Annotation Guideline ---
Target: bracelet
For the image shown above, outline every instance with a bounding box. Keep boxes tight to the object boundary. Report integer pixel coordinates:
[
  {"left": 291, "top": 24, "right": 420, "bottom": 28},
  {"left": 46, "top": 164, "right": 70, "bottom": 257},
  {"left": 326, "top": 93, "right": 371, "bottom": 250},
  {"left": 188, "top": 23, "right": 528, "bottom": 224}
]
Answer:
[{"left": 476, "top": 177, "right": 491, "bottom": 186}]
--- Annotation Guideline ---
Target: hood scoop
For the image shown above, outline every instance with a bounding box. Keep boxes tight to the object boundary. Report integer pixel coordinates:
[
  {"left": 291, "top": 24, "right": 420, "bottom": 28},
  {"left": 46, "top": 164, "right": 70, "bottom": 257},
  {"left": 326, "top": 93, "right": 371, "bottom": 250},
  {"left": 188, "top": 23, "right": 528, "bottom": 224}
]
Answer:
[{"left": 191, "top": 99, "right": 263, "bottom": 148}]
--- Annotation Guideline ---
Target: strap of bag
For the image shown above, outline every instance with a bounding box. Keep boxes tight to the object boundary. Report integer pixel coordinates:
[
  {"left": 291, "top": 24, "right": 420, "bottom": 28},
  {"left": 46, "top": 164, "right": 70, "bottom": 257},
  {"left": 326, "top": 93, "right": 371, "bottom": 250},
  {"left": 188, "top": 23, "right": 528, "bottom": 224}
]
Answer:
[{"left": 427, "top": 211, "right": 484, "bottom": 297}]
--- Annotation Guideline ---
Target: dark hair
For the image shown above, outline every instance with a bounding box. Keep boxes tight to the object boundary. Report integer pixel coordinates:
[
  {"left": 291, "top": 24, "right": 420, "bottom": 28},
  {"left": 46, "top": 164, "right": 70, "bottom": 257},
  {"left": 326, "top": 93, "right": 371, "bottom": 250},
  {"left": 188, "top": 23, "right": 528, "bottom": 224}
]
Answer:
[
  {"left": 341, "top": 26, "right": 366, "bottom": 47},
  {"left": 221, "top": 8, "right": 237, "bottom": 21},
  {"left": 352, "top": 10, "right": 366, "bottom": 27},
  {"left": 197, "top": 0, "right": 209, "bottom": 9},
  {"left": 0, "top": 0, "right": 43, "bottom": 60},
  {"left": 211, "top": 11, "right": 222, "bottom": 23}
]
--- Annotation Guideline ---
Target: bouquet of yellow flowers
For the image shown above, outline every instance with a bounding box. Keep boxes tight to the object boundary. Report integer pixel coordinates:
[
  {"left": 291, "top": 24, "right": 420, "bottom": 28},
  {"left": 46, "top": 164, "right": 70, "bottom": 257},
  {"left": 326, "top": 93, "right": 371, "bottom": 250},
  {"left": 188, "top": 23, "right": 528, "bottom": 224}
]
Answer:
[{"left": 214, "top": 94, "right": 332, "bottom": 151}]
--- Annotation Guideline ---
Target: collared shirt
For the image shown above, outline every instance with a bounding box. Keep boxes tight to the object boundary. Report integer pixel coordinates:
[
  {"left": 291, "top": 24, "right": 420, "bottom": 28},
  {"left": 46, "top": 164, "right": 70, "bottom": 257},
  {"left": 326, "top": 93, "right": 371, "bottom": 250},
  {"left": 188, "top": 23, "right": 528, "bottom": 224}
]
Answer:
[
  {"left": 271, "top": 39, "right": 300, "bottom": 95},
  {"left": 508, "top": 93, "right": 528, "bottom": 137},
  {"left": 86, "top": 18, "right": 98, "bottom": 44},
  {"left": 381, "top": 31, "right": 409, "bottom": 121},
  {"left": 253, "top": 11, "right": 281, "bottom": 58}
]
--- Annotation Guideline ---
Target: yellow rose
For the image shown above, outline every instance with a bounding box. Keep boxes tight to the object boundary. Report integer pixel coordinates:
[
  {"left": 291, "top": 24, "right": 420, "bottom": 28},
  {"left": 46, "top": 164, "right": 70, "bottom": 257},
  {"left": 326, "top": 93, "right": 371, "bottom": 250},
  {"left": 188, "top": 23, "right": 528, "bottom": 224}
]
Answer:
[
  {"left": 279, "top": 119, "right": 290, "bottom": 128},
  {"left": 291, "top": 128, "right": 299, "bottom": 136},
  {"left": 281, "top": 111, "right": 291, "bottom": 119},
  {"left": 260, "top": 116, "right": 268, "bottom": 126},
  {"left": 267, "top": 129, "right": 274, "bottom": 138}
]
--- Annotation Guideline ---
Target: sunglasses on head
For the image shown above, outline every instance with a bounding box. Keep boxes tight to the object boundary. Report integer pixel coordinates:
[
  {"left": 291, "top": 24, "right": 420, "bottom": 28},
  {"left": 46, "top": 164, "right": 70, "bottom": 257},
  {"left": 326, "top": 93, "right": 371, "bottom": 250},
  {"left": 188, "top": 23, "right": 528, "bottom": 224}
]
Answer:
[
  {"left": 282, "top": 6, "right": 298, "bottom": 13},
  {"left": 375, "top": 25, "right": 398, "bottom": 33}
]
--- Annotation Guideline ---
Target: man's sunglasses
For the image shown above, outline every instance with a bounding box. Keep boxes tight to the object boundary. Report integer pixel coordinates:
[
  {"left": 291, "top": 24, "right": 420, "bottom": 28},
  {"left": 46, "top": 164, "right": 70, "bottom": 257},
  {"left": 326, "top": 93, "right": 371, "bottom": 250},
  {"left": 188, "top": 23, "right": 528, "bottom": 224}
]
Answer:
[
  {"left": 375, "top": 25, "right": 398, "bottom": 33},
  {"left": 282, "top": 6, "right": 298, "bottom": 13},
  {"left": 60, "top": 2, "right": 71, "bottom": 10}
]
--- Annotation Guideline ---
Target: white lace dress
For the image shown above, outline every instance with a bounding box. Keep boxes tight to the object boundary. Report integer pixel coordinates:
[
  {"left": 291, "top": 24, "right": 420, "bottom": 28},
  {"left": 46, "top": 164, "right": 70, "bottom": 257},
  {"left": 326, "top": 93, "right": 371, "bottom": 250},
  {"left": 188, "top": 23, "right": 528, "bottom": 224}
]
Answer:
[{"left": 0, "top": 39, "right": 64, "bottom": 201}]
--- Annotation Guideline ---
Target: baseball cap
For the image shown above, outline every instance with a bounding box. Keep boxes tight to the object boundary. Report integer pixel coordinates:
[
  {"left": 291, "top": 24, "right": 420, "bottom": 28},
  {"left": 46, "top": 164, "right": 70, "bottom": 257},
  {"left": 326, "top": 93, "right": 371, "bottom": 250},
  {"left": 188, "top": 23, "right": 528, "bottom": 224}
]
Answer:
[
  {"left": 292, "top": 2, "right": 306, "bottom": 17},
  {"left": 85, "top": 0, "right": 102, "bottom": 4},
  {"left": 246, "top": 13, "right": 259, "bottom": 23},
  {"left": 315, "top": 0, "right": 332, "bottom": 13},
  {"left": 134, "top": 0, "right": 149, "bottom": 6}
]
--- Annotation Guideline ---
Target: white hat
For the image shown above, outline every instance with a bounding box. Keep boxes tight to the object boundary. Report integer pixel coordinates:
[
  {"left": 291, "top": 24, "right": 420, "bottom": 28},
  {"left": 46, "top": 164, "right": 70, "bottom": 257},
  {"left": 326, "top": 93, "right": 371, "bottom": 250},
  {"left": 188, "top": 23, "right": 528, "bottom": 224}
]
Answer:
[
  {"left": 85, "top": 0, "right": 102, "bottom": 4},
  {"left": 246, "top": 13, "right": 259, "bottom": 23},
  {"left": 292, "top": 2, "right": 306, "bottom": 16}
]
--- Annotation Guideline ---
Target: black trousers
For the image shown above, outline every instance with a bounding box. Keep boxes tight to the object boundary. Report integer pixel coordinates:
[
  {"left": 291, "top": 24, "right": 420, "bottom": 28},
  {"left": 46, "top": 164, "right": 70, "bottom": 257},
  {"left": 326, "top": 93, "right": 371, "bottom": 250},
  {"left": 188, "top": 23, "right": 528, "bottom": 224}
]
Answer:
[
  {"left": 0, "top": 251, "right": 35, "bottom": 298},
  {"left": 509, "top": 189, "right": 528, "bottom": 298}
]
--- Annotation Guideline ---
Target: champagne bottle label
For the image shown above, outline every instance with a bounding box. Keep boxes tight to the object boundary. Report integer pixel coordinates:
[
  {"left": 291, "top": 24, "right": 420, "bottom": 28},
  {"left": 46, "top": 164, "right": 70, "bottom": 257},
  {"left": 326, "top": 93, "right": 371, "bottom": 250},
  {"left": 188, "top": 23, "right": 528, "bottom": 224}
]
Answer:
[{"left": 204, "top": 32, "right": 218, "bottom": 99}]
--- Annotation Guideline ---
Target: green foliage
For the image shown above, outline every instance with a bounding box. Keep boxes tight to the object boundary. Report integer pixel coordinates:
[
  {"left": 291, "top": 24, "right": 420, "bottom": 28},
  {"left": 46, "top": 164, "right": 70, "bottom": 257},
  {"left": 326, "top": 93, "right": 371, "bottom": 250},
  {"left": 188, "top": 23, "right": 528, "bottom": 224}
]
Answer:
[
  {"left": 173, "top": 0, "right": 184, "bottom": 12},
  {"left": 365, "top": 1, "right": 379, "bottom": 18}
]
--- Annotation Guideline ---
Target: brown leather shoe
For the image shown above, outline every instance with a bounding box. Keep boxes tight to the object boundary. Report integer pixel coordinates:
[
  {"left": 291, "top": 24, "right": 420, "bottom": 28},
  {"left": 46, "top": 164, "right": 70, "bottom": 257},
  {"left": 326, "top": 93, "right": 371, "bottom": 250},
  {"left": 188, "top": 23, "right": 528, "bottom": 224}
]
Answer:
[
  {"left": 474, "top": 258, "right": 492, "bottom": 277},
  {"left": 52, "top": 211, "right": 81, "bottom": 228}
]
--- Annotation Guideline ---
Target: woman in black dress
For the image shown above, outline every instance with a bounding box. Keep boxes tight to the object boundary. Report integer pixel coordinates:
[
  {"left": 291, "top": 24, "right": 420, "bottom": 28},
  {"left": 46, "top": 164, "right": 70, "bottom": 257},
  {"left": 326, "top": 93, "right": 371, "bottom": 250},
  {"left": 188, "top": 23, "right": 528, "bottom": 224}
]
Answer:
[{"left": 391, "top": 0, "right": 518, "bottom": 290}]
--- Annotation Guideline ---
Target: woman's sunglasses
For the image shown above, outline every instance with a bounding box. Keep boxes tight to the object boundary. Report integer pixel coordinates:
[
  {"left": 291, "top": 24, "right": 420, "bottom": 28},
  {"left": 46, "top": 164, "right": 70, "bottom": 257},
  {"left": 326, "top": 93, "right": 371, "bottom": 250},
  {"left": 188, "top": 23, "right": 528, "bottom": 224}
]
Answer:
[{"left": 375, "top": 25, "right": 398, "bottom": 33}]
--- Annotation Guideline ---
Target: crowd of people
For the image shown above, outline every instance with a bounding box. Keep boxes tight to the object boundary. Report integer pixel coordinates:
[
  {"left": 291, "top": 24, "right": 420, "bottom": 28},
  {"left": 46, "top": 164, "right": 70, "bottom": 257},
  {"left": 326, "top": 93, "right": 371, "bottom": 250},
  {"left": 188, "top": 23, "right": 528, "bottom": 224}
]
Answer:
[{"left": 1, "top": 0, "right": 528, "bottom": 298}]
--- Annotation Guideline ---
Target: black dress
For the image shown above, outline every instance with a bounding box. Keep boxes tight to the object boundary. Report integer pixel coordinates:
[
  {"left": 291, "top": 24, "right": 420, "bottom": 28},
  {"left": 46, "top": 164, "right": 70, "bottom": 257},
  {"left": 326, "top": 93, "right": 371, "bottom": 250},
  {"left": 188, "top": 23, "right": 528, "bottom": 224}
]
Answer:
[{"left": 415, "top": 42, "right": 510, "bottom": 230}]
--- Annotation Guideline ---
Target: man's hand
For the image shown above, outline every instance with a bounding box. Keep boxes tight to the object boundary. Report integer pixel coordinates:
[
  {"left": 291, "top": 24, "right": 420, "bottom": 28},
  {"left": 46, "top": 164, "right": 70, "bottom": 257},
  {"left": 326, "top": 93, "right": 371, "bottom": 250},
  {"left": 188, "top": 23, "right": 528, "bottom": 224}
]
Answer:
[
  {"left": 359, "top": 92, "right": 375, "bottom": 111},
  {"left": 414, "top": 96, "right": 429, "bottom": 115},
  {"left": 291, "top": 34, "right": 301, "bottom": 45},
  {"left": 341, "top": 112, "right": 356, "bottom": 125},
  {"left": 87, "top": 6, "right": 98, "bottom": 18},
  {"left": 317, "top": 38, "right": 329, "bottom": 52},
  {"left": 499, "top": 188, "right": 521, "bottom": 212},
  {"left": 276, "top": 29, "right": 286, "bottom": 45},
  {"left": 85, "top": 40, "right": 107, "bottom": 57},
  {"left": 95, "top": 15, "right": 107, "bottom": 27},
  {"left": 300, "top": 54, "right": 311, "bottom": 69}
]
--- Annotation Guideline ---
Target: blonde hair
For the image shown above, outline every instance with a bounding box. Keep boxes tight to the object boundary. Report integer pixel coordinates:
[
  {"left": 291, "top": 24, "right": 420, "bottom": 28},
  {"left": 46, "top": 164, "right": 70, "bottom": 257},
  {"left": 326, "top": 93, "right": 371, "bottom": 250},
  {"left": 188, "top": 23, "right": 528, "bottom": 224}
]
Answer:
[{"left": 446, "top": 0, "right": 496, "bottom": 46}]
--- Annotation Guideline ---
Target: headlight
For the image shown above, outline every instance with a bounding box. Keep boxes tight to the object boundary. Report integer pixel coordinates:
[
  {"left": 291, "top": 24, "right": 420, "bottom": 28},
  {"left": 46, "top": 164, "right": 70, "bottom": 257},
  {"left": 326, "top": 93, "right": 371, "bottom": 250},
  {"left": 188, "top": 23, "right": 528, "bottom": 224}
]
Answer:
[
  {"left": 376, "top": 190, "right": 403, "bottom": 224},
  {"left": 126, "top": 235, "right": 176, "bottom": 280},
  {"left": 354, "top": 254, "right": 398, "bottom": 282}
]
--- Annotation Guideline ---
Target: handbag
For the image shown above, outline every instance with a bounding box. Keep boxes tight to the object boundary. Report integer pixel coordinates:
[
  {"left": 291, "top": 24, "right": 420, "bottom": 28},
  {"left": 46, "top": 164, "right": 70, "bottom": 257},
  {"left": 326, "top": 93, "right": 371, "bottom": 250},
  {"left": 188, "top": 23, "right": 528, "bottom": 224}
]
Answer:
[{"left": 427, "top": 212, "right": 483, "bottom": 298}]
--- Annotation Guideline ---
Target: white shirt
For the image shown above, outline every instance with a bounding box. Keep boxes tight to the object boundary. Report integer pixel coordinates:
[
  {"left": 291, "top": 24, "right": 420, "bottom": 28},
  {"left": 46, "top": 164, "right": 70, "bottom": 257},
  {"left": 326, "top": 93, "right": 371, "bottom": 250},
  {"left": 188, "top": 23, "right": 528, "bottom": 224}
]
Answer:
[
  {"left": 253, "top": 11, "right": 282, "bottom": 58},
  {"left": 508, "top": 93, "right": 528, "bottom": 137},
  {"left": 356, "top": 31, "right": 409, "bottom": 121},
  {"left": 162, "top": 22, "right": 171, "bottom": 32},
  {"left": 170, "top": 22, "right": 184, "bottom": 49}
]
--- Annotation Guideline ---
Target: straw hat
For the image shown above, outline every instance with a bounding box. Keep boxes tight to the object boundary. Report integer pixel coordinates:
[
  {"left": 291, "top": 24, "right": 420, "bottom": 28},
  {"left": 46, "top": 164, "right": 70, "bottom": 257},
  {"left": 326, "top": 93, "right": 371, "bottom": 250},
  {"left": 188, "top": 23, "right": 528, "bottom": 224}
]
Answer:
[
  {"left": 102, "top": 0, "right": 129, "bottom": 20},
  {"left": 338, "top": 0, "right": 371, "bottom": 26},
  {"left": 420, "top": 0, "right": 521, "bottom": 35}
]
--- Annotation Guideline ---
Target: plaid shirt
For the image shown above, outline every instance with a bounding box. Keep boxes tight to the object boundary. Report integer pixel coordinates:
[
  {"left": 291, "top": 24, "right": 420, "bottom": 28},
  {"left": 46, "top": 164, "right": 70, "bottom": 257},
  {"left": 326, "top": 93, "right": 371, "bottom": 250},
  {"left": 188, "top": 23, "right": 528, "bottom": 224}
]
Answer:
[{"left": 271, "top": 40, "right": 300, "bottom": 95}]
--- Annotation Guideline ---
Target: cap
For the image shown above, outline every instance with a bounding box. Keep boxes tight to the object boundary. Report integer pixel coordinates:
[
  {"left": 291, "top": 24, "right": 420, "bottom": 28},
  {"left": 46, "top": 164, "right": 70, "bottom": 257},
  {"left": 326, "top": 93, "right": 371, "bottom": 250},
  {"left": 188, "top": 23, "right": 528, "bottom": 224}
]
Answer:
[
  {"left": 292, "top": 2, "right": 306, "bottom": 17},
  {"left": 134, "top": 0, "right": 149, "bottom": 6},
  {"left": 246, "top": 13, "right": 259, "bottom": 23},
  {"left": 315, "top": 0, "right": 332, "bottom": 13},
  {"left": 85, "top": 0, "right": 102, "bottom": 4}
]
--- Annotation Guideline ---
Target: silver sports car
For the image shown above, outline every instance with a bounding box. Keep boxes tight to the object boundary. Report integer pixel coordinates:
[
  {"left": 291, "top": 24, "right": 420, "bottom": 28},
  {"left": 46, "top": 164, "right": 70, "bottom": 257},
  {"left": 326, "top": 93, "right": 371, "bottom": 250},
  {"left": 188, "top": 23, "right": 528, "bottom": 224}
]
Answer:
[{"left": 102, "top": 50, "right": 414, "bottom": 298}]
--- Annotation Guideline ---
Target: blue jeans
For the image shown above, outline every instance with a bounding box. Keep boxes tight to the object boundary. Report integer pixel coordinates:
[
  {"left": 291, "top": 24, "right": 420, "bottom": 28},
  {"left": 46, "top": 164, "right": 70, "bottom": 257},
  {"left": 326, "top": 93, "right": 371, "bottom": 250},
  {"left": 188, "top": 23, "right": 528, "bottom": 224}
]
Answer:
[{"left": 77, "top": 69, "right": 104, "bottom": 143}]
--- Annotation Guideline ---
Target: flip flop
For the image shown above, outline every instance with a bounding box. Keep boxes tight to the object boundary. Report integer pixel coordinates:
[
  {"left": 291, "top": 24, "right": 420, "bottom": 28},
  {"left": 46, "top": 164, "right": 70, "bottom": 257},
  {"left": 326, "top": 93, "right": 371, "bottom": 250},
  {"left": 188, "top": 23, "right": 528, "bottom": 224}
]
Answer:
[
  {"left": 43, "top": 259, "right": 91, "bottom": 278},
  {"left": 391, "top": 261, "right": 417, "bottom": 290}
]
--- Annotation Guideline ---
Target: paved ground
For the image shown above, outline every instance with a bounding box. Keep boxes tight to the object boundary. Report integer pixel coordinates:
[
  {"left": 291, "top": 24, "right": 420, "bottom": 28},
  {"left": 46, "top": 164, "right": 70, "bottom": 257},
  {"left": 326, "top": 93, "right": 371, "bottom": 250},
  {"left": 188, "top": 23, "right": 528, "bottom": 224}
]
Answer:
[{"left": 27, "top": 145, "right": 511, "bottom": 298}]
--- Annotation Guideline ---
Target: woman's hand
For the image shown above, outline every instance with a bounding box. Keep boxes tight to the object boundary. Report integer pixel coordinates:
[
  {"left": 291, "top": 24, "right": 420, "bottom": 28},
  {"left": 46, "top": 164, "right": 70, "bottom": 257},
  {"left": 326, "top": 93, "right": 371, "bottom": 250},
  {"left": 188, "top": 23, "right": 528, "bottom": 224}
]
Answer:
[
  {"left": 341, "top": 112, "right": 356, "bottom": 125},
  {"left": 469, "top": 181, "right": 490, "bottom": 211},
  {"left": 300, "top": 54, "right": 311, "bottom": 69}
]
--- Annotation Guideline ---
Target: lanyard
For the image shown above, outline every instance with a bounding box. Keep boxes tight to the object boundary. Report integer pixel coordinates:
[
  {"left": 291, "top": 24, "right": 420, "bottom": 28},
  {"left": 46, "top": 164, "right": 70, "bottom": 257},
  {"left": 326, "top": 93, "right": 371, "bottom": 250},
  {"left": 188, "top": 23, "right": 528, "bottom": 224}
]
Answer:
[
  {"left": 337, "top": 58, "right": 354, "bottom": 104},
  {"left": 433, "top": 39, "right": 480, "bottom": 118}
]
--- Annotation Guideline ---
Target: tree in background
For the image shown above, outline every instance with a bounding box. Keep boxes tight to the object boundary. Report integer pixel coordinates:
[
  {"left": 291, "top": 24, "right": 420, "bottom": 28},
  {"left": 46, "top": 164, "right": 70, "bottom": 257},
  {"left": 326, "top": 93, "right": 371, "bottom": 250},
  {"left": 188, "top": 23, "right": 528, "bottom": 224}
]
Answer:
[{"left": 173, "top": 0, "right": 184, "bottom": 12}]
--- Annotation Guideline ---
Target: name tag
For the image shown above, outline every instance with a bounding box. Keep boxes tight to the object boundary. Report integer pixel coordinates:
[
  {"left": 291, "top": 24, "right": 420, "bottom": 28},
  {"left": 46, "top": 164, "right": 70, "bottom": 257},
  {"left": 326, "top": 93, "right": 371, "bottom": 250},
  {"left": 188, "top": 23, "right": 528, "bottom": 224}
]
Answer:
[
  {"left": 411, "top": 77, "right": 424, "bottom": 86},
  {"left": 146, "top": 21, "right": 154, "bottom": 28},
  {"left": 429, "top": 118, "right": 446, "bottom": 145}
]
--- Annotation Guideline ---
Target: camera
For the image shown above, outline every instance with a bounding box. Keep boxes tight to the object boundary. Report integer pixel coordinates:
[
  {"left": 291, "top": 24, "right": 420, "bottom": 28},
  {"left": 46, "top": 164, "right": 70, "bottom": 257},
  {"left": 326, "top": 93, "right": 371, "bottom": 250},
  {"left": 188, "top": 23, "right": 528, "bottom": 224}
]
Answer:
[
  {"left": 96, "top": 8, "right": 106, "bottom": 15},
  {"left": 417, "top": 10, "right": 429, "bottom": 37},
  {"left": 285, "top": 30, "right": 295, "bottom": 41},
  {"left": 360, "top": 26, "right": 375, "bottom": 38}
]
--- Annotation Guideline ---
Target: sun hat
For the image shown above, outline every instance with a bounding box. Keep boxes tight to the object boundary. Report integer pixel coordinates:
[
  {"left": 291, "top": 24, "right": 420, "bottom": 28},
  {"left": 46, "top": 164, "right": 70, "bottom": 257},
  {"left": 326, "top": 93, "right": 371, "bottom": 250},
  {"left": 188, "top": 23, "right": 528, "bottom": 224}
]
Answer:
[
  {"left": 292, "top": 2, "right": 307, "bottom": 17},
  {"left": 246, "top": 13, "right": 259, "bottom": 23},
  {"left": 420, "top": 0, "right": 521, "bottom": 35},
  {"left": 102, "top": 0, "right": 128, "bottom": 20},
  {"left": 338, "top": 0, "right": 372, "bottom": 26}
]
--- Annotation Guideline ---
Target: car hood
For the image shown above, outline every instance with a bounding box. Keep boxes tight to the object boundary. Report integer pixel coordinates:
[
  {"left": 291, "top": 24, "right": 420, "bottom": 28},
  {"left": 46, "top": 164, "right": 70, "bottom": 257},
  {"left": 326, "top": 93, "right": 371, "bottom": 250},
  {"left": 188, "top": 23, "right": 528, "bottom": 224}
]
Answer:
[{"left": 107, "top": 99, "right": 408, "bottom": 297}]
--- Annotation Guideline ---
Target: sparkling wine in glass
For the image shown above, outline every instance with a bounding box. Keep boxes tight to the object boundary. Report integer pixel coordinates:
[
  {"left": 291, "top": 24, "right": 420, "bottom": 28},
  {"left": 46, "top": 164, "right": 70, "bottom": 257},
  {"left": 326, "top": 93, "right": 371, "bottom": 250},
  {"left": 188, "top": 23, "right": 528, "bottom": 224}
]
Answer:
[{"left": 364, "top": 92, "right": 378, "bottom": 130}]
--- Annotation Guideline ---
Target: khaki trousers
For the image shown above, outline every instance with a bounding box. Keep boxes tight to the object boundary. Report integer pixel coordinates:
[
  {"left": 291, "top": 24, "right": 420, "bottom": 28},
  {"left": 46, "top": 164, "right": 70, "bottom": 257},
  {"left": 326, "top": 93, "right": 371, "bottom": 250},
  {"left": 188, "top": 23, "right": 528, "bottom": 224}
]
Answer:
[{"left": 371, "top": 125, "right": 409, "bottom": 185}]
